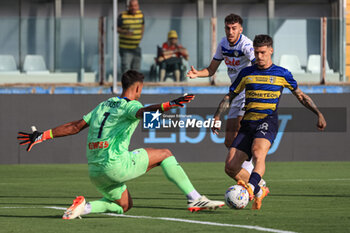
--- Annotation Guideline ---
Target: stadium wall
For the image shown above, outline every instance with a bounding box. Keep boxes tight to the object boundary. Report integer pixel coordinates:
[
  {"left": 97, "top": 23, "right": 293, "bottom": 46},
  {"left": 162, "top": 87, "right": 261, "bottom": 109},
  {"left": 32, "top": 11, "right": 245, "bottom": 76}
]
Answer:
[
  {"left": 1, "top": 93, "right": 348, "bottom": 164},
  {"left": 0, "top": 1, "right": 339, "bottom": 73}
]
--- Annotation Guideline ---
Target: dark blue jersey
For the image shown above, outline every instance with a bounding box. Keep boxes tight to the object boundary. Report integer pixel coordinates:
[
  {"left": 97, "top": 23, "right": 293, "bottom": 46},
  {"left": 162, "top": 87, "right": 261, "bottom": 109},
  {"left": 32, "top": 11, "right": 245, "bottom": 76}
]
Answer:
[{"left": 230, "top": 64, "right": 298, "bottom": 122}]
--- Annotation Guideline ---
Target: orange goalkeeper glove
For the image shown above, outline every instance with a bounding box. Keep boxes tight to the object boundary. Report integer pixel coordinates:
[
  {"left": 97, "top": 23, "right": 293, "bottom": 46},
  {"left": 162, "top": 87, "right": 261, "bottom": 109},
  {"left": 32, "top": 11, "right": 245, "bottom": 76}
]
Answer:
[
  {"left": 17, "top": 129, "right": 53, "bottom": 152},
  {"left": 161, "top": 94, "right": 195, "bottom": 111}
]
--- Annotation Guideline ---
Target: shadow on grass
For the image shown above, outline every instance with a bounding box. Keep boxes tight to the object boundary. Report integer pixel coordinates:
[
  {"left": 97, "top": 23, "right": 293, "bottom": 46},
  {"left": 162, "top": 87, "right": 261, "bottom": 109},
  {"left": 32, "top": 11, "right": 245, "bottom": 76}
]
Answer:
[
  {"left": 132, "top": 205, "right": 228, "bottom": 214},
  {"left": 269, "top": 193, "right": 350, "bottom": 198},
  {"left": 132, "top": 205, "right": 185, "bottom": 211},
  {"left": 160, "top": 193, "right": 225, "bottom": 198},
  {"left": 190, "top": 192, "right": 350, "bottom": 198},
  {"left": 132, "top": 197, "right": 184, "bottom": 200},
  {"left": 0, "top": 196, "right": 101, "bottom": 199},
  {"left": 0, "top": 203, "right": 68, "bottom": 206},
  {"left": 0, "top": 195, "right": 186, "bottom": 201},
  {"left": 0, "top": 215, "right": 62, "bottom": 218}
]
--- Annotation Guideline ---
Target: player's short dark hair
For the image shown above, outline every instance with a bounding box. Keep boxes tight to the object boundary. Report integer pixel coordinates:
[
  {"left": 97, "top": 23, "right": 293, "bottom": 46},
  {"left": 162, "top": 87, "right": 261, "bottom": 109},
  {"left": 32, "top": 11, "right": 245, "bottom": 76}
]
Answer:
[
  {"left": 121, "top": 70, "right": 144, "bottom": 90},
  {"left": 253, "top": 34, "right": 273, "bottom": 47},
  {"left": 224, "top": 14, "right": 243, "bottom": 25}
]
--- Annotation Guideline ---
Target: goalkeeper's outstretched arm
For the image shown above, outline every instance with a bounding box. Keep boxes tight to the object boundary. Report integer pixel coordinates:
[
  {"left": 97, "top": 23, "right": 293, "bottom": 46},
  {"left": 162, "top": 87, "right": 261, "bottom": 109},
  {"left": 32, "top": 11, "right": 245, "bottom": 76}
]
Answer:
[
  {"left": 17, "top": 119, "right": 88, "bottom": 152},
  {"left": 51, "top": 119, "right": 88, "bottom": 137},
  {"left": 135, "top": 94, "right": 195, "bottom": 119}
]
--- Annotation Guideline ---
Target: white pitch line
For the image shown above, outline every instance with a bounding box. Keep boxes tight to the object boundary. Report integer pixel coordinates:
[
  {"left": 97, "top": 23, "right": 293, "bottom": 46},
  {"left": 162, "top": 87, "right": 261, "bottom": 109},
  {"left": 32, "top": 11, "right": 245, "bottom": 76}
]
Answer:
[
  {"left": 104, "top": 213, "right": 297, "bottom": 233},
  {"left": 0, "top": 206, "right": 297, "bottom": 233},
  {"left": 44, "top": 206, "right": 66, "bottom": 210}
]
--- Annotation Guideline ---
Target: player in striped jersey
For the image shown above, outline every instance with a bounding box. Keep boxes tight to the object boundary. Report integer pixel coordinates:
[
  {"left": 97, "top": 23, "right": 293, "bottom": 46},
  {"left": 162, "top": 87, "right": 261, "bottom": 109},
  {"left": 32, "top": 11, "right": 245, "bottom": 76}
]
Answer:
[
  {"left": 117, "top": 0, "right": 144, "bottom": 73},
  {"left": 212, "top": 35, "right": 326, "bottom": 209},
  {"left": 186, "top": 14, "right": 259, "bottom": 185}
]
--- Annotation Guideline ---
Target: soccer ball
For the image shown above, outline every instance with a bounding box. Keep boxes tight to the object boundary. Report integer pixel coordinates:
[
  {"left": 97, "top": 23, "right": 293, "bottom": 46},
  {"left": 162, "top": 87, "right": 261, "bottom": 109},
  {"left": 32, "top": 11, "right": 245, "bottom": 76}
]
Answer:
[{"left": 225, "top": 185, "right": 249, "bottom": 209}]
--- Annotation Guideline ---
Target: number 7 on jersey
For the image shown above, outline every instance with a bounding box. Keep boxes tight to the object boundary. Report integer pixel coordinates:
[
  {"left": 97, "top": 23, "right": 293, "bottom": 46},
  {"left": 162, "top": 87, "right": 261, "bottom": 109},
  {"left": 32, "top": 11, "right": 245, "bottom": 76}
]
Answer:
[{"left": 98, "top": 112, "right": 110, "bottom": 138}]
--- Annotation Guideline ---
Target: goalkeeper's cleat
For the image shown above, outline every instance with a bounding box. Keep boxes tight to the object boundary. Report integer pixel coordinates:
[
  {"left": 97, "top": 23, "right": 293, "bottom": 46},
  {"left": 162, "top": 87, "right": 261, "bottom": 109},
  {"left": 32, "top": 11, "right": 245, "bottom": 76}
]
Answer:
[
  {"left": 237, "top": 180, "right": 254, "bottom": 201},
  {"left": 62, "top": 196, "right": 86, "bottom": 220},
  {"left": 187, "top": 195, "right": 225, "bottom": 212},
  {"left": 252, "top": 186, "right": 270, "bottom": 210}
]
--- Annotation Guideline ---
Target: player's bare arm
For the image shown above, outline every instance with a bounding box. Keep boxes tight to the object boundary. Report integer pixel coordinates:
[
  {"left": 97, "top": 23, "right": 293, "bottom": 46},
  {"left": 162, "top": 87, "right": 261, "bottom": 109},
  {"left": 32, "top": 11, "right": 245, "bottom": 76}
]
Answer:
[
  {"left": 212, "top": 92, "right": 238, "bottom": 134},
  {"left": 51, "top": 119, "right": 88, "bottom": 137},
  {"left": 135, "top": 94, "right": 195, "bottom": 119},
  {"left": 135, "top": 104, "right": 162, "bottom": 118},
  {"left": 292, "top": 88, "right": 327, "bottom": 130},
  {"left": 186, "top": 59, "right": 221, "bottom": 79},
  {"left": 17, "top": 119, "right": 88, "bottom": 152}
]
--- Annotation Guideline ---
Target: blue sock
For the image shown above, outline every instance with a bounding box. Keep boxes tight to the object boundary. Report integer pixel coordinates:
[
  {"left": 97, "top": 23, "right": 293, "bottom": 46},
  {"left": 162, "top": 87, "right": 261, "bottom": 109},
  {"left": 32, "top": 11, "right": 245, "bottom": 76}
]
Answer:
[{"left": 249, "top": 172, "right": 261, "bottom": 195}]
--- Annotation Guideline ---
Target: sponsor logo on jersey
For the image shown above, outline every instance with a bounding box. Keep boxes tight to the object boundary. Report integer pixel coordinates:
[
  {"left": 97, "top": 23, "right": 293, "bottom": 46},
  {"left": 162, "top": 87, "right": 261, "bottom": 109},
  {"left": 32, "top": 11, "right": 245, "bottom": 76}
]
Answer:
[
  {"left": 256, "top": 77, "right": 268, "bottom": 82},
  {"left": 88, "top": 141, "right": 109, "bottom": 150},
  {"left": 246, "top": 92, "right": 279, "bottom": 99},
  {"left": 224, "top": 57, "right": 240, "bottom": 66}
]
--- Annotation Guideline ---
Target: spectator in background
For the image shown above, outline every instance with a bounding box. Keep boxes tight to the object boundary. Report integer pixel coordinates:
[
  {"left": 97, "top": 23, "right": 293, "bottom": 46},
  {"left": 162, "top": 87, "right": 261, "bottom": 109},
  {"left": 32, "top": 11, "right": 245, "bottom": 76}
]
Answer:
[
  {"left": 157, "top": 30, "right": 189, "bottom": 82},
  {"left": 117, "top": 0, "right": 144, "bottom": 73}
]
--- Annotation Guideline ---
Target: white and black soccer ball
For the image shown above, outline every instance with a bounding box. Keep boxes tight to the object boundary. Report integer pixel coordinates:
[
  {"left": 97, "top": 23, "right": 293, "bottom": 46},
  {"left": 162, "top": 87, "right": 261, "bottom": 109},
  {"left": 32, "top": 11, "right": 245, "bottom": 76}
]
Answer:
[{"left": 225, "top": 185, "right": 249, "bottom": 209}]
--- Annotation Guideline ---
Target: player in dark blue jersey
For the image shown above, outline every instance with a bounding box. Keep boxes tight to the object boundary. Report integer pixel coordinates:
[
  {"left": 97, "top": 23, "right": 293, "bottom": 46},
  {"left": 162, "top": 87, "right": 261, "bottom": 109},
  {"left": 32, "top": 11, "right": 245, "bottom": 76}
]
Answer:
[{"left": 212, "top": 35, "right": 327, "bottom": 210}]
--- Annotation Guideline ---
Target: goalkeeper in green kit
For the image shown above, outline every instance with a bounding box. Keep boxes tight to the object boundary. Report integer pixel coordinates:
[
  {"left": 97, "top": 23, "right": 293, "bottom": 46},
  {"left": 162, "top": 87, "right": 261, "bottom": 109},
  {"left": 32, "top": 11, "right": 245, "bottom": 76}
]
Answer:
[{"left": 17, "top": 70, "right": 224, "bottom": 219}]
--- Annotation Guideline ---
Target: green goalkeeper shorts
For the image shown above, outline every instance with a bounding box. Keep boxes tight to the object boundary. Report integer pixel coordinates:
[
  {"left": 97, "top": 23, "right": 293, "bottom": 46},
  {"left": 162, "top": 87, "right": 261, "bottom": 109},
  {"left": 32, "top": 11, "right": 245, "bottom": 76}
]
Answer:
[{"left": 88, "top": 148, "right": 149, "bottom": 200}]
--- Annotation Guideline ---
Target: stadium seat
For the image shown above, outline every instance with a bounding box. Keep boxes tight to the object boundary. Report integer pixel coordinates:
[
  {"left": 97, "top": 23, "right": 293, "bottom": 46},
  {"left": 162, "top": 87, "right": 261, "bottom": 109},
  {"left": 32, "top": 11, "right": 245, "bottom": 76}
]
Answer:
[
  {"left": 306, "top": 54, "right": 334, "bottom": 74},
  {"left": 279, "top": 54, "right": 305, "bottom": 74},
  {"left": 0, "top": 55, "right": 20, "bottom": 74},
  {"left": 23, "top": 55, "right": 49, "bottom": 74}
]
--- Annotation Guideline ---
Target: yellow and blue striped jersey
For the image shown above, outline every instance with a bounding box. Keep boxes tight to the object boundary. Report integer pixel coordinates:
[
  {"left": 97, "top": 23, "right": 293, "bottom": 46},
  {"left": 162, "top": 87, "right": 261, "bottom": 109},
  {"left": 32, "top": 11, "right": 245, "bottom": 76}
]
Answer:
[
  {"left": 229, "top": 64, "right": 298, "bottom": 122},
  {"left": 118, "top": 10, "right": 144, "bottom": 49}
]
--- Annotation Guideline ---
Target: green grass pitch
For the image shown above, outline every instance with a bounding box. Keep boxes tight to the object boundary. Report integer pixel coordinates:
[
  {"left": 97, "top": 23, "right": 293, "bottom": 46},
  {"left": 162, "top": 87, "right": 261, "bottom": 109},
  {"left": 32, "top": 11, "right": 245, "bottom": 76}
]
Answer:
[{"left": 0, "top": 162, "right": 349, "bottom": 233}]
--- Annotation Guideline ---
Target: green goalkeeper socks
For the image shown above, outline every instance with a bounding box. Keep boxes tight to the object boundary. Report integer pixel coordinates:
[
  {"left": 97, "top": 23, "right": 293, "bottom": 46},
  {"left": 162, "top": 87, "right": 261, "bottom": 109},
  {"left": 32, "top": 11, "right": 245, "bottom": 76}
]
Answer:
[
  {"left": 160, "top": 156, "right": 196, "bottom": 196},
  {"left": 87, "top": 156, "right": 197, "bottom": 214},
  {"left": 89, "top": 198, "right": 123, "bottom": 214}
]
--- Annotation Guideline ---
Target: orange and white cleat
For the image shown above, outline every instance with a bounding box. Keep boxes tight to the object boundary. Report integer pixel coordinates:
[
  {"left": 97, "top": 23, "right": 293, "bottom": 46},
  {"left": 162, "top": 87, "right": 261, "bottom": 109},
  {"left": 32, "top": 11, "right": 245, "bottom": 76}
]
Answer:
[
  {"left": 187, "top": 195, "right": 225, "bottom": 212},
  {"left": 237, "top": 180, "right": 254, "bottom": 201},
  {"left": 252, "top": 186, "right": 270, "bottom": 210},
  {"left": 62, "top": 196, "right": 86, "bottom": 219}
]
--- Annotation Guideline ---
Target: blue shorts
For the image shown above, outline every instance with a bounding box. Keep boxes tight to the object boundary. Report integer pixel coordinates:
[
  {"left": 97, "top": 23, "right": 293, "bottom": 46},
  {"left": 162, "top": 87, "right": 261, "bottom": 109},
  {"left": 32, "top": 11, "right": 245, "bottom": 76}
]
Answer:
[{"left": 231, "top": 115, "right": 278, "bottom": 159}]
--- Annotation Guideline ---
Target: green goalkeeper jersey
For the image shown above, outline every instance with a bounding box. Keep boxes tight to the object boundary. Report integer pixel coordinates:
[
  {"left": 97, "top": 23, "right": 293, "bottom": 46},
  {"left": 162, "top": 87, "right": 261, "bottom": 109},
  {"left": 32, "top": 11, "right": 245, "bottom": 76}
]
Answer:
[{"left": 83, "top": 97, "right": 143, "bottom": 170}]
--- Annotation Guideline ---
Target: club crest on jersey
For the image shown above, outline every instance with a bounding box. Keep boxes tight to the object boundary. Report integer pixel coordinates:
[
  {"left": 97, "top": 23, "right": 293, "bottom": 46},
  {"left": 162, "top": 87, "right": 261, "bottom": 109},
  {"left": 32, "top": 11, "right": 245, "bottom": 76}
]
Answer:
[
  {"left": 234, "top": 50, "right": 239, "bottom": 57},
  {"left": 269, "top": 77, "right": 276, "bottom": 83}
]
